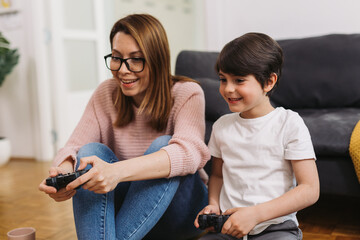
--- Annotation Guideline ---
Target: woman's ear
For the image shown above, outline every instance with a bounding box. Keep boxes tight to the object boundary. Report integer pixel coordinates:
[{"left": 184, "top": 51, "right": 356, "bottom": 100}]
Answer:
[{"left": 264, "top": 73, "right": 278, "bottom": 93}]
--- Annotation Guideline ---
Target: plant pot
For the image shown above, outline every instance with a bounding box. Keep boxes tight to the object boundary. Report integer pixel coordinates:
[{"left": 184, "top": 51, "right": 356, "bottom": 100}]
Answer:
[{"left": 0, "top": 137, "right": 11, "bottom": 166}]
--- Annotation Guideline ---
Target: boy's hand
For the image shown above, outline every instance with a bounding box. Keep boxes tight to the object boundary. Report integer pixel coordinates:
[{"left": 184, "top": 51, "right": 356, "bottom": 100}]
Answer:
[
  {"left": 194, "top": 204, "right": 220, "bottom": 228},
  {"left": 221, "top": 206, "right": 259, "bottom": 238}
]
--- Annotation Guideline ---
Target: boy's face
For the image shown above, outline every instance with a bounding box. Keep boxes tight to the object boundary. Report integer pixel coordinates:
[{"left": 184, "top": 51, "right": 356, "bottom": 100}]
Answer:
[{"left": 218, "top": 71, "right": 273, "bottom": 119}]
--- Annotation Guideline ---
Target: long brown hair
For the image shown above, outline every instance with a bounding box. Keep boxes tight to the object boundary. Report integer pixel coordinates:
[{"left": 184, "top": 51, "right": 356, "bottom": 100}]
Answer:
[{"left": 110, "top": 14, "right": 193, "bottom": 131}]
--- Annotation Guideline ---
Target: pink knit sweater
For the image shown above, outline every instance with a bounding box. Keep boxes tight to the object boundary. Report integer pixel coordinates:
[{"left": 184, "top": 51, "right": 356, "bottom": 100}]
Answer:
[{"left": 53, "top": 78, "right": 210, "bottom": 177}]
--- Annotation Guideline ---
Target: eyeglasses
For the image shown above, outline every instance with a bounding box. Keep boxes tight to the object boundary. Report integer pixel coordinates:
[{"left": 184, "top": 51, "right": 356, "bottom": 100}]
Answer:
[{"left": 104, "top": 54, "right": 145, "bottom": 73}]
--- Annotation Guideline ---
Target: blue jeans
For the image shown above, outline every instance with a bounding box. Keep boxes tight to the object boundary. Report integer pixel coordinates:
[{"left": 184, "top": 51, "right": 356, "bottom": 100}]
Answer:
[{"left": 73, "top": 136, "right": 208, "bottom": 240}]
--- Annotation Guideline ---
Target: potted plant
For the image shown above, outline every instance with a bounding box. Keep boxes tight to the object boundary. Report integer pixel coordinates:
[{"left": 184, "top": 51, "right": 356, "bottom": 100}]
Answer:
[{"left": 0, "top": 32, "right": 19, "bottom": 166}]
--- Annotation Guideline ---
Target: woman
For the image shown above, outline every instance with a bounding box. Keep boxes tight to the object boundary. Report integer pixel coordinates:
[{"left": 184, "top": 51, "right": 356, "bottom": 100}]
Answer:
[{"left": 39, "top": 14, "right": 210, "bottom": 240}]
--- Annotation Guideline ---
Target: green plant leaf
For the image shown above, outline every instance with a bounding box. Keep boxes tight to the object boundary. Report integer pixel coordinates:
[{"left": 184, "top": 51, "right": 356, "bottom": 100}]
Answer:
[{"left": 0, "top": 32, "right": 19, "bottom": 87}]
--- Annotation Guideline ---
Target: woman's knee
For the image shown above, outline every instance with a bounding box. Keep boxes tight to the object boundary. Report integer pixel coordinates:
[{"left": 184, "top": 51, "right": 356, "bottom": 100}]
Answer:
[
  {"left": 144, "top": 135, "right": 172, "bottom": 155},
  {"left": 77, "top": 142, "right": 109, "bottom": 157},
  {"left": 77, "top": 143, "right": 117, "bottom": 167}
]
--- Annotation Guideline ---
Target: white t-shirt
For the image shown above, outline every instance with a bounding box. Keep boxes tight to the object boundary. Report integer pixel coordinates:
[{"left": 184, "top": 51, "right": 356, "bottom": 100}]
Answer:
[{"left": 208, "top": 107, "right": 316, "bottom": 235}]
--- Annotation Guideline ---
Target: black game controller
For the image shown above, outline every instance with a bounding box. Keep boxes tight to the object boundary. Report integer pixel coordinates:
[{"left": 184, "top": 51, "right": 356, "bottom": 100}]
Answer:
[
  {"left": 46, "top": 169, "right": 89, "bottom": 191},
  {"left": 198, "top": 213, "right": 230, "bottom": 233}
]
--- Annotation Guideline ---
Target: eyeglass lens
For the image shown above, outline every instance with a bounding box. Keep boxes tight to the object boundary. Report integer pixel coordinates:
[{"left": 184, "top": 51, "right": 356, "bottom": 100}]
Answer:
[{"left": 105, "top": 56, "right": 144, "bottom": 72}]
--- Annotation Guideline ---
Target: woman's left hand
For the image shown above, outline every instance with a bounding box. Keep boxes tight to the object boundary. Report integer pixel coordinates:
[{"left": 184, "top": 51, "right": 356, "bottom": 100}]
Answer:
[{"left": 66, "top": 156, "right": 120, "bottom": 194}]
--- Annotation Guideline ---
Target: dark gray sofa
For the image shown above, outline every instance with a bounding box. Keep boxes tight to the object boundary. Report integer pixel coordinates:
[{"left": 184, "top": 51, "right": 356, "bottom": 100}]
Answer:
[{"left": 175, "top": 34, "right": 360, "bottom": 197}]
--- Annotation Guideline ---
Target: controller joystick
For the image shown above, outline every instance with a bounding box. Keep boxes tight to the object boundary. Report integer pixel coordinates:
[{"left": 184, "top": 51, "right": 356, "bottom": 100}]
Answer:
[
  {"left": 198, "top": 213, "right": 230, "bottom": 233},
  {"left": 46, "top": 169, "right": 89, "bottom": 191}
]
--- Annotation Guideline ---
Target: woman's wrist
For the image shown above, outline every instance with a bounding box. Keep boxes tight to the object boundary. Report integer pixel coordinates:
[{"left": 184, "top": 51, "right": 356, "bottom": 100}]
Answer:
[{"left": 59, "top": 157, "right": 75, "bottom": 173}]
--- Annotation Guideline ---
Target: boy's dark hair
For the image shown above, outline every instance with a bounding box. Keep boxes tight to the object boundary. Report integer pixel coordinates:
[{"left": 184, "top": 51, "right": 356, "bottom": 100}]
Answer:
[{"left": 215, "top": 32, "right": 283, "bottom": 96}]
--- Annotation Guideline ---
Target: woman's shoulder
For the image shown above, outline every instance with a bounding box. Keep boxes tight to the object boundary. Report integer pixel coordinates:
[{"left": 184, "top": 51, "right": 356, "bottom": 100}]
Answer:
[
  {"left": 172, "top": 80, "right": 204, "bottom": 98},
  {"left": 92, "top": 78, "right": 118, "bottom": 99},
  {"left": 91, "top": 78, "right": 118, "bottom": 106},
  {"left": 94, "top": 78, "right": 118, "bottom": 94}
]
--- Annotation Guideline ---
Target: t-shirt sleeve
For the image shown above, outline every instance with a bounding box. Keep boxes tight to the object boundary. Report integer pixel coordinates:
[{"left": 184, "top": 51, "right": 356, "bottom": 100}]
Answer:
[{"left": 284, "top": 113, "right": 316, "bottom": 160}]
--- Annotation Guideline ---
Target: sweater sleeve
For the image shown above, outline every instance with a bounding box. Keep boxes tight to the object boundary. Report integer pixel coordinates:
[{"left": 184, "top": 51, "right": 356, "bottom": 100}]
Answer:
[
  {"left": 162, "top": 82, "right": 211, "bottom": 177},
  {"left": 52, "top": 86, "right": 104, "bottom": 168}
]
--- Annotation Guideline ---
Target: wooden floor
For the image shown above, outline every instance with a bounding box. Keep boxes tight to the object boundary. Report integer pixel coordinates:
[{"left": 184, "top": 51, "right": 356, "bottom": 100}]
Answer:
[{"left": 0, "top": 159, "right": 359, "bottom": 240}]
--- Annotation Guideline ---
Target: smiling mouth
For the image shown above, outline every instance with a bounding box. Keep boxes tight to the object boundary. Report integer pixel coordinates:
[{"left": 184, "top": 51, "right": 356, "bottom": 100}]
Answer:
[
  {"left": 228, "top": 97, "right": 242, "bottom": 103},
  {"left": 121, "top": 79, "right": 139, "bottom": 84}
]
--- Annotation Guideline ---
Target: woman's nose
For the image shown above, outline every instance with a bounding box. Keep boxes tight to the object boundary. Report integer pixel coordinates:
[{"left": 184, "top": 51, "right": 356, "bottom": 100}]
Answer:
[{"left": 118, "top": 62, "right": 131, "bottom": 74}]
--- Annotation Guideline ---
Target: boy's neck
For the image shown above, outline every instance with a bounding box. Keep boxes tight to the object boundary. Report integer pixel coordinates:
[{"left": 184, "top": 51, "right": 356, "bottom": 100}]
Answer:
[{"left": 239, "top": 100, "right": 275, "bottom": 119}]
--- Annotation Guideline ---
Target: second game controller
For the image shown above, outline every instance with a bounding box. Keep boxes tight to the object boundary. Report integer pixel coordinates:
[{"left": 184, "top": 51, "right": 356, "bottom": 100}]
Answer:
[
  {"left": 46, "top": 169, "right": 89, "bottom": 191},
  {"left": 198, "top": 213, "right": 230, "bottom": 233}
]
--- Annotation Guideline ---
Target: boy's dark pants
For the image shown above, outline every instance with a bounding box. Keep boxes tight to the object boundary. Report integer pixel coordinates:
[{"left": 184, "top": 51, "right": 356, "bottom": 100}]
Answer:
[{"left": 199, "top": 220, "right": 302, "bottom": 240}]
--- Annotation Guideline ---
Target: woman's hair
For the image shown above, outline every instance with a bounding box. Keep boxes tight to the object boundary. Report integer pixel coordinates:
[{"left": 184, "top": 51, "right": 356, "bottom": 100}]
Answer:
[
  {"left": 215, "top": 32, "right": 283, "bottom": 96},
  {"left": 110, "top": 14, "right": 193, "bottom": 131}
]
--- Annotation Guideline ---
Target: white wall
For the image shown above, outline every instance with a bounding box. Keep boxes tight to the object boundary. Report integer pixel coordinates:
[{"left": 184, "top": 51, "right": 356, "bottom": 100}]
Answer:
[
  {"left": 111, "top": 0, "right": 206, "bottom": 73},
  {"left": 205, "top": 0, "right": 360, "bottom": 51},
  {"left": 0, "top": 0, "right": 37, "bottom": 159}
]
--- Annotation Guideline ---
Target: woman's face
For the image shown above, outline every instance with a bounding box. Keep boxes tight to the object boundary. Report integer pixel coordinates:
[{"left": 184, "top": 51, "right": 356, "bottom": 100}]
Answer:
[{"left": 111, "top": 32, "right": 150, "bottom": 107}]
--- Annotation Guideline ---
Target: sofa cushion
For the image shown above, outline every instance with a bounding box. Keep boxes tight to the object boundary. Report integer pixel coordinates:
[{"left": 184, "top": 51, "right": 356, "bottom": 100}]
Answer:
[
  {"left": 297, "top": 108, "right": 360, "bottom": 157},
  {"left": 271, "top": 34, "right": 360, "bottom": 109}
]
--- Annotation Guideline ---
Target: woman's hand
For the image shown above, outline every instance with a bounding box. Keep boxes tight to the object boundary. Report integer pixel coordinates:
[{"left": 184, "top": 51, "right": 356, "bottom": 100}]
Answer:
[
  {"left": 194, "top": 204, "right": 221, "bottom": 229},
  {"left": 38, "top": 164, "right": 76, "bottom": 202},
  {"left": 66, "top": 156, "right": 120, "bottom": 194},
  {"left": 221, "top": 206, "right": 259, "bottom": 238}
]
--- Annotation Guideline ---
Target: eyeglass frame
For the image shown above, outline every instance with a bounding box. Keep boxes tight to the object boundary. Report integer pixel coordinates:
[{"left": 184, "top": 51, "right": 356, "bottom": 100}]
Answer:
[{"left": 104, "top": 54, "right": 146, "bottom": 73}]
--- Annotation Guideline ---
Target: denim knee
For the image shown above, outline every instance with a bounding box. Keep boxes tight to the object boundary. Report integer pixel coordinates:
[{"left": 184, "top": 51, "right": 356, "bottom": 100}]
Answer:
[
  {"left": 76, "top": 143, "right": 118, "bottom": 169},
  {"left": 77, "top": 142, "right": 110, "bottom": 158},
  {"left": 144, "top": 135, "right": 172, "bottom": 155}
]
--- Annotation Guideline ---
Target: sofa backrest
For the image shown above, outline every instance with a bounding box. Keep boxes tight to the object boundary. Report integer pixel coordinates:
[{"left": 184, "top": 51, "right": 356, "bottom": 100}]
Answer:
[
  {"left": 273, "top": 34, "right": 360, "bottom": 109},
  {"left": 175, "top": 34, "right": 360, "bottom": 111},
  {"left": 175, "top": 51, "right": 219, "bottom": 80}
]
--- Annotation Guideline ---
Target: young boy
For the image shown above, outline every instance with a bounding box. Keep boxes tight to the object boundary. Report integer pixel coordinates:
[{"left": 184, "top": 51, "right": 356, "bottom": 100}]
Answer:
[{"left": 195, "top": 33, "right": 319, "bottom": 240}]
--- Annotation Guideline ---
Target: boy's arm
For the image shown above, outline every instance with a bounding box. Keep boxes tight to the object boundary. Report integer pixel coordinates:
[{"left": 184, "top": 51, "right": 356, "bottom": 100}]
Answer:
[
  {"left": 255, "top": 158, "right": 319, "bottom": 221},
  {"left": 223, "top": 158, "right": 319, "bottom": 236},
  {"left": 207, "top": 157, "right": 224, "bottom": 211},
  {"left": 194, "top": 156, "right": 224, "bottom": 228}
]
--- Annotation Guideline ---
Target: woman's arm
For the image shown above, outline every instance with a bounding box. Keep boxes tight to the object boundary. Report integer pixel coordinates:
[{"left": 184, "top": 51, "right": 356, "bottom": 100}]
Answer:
[
  {"left": 222, "top": 159, "right": 319, "bottom": 237},
  {"left": 52, "top": 80, "right": 117, "bottom": 168},
  {"left": 163, "top": 82, "right": 210, "bottom": 177},
  {"left": 66, "top": 149, "right": 171, "bottom": 193},
  {"left": 39, "top": 81, "right": 112, "bottom": 200}
]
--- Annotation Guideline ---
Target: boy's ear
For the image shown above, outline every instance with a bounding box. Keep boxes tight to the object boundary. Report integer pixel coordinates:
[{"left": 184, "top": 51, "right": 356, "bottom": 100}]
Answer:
[{"left": 264, "top": 73, "right": 277, "bottom": 93}]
